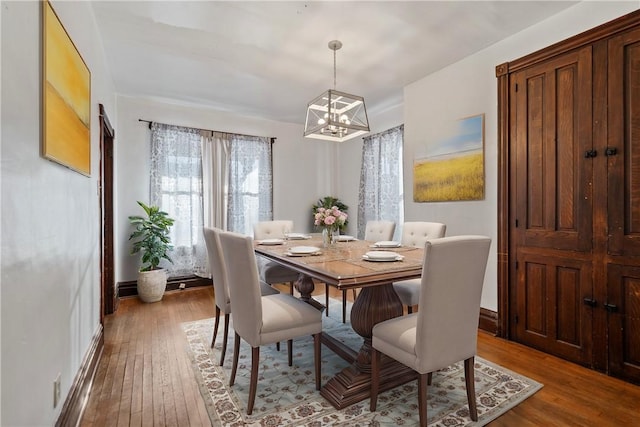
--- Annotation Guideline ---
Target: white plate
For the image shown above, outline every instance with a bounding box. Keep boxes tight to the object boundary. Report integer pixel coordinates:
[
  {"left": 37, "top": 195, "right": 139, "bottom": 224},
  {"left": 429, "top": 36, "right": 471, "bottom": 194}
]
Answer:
[
  {"left": 285, "top": 233, "right": 311, "bottom": 240},
  {"left": 258, "top": 238, "right": 285, "bottom": 245},
  {"left": 337, "top": 235, "right": 356, "bottom": 242},
  {"left": 363, "top": 251, "right": 404, "bottom": 262},
  {"left": 374, "top": 240, "right": 401, "bottom": 248},
  {"left": 288, "top": 246, "right": 321, "bottom": 255}
]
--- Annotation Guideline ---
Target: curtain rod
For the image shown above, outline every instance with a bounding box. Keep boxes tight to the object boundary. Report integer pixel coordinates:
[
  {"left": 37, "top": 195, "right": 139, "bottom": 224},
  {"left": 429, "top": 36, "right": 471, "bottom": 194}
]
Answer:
[{"left": 138, "top": 119, "right": 276, "bottom": 142}]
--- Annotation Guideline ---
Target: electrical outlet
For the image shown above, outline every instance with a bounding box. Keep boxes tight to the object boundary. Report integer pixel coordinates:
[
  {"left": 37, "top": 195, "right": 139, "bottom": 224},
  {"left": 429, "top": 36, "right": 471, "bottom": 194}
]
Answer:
[
  {"left": 179, "top": 283, "right": 186, "bottom": 290},
  {"left": 53, "top": 373, "right": 61, "bottom": 408}
]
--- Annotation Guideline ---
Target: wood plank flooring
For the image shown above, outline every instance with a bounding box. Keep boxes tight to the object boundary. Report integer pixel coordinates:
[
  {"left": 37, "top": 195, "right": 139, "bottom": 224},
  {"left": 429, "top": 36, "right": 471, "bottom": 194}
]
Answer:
[{"left": 80, "top": 286, "right": 640, "bottom": 426}]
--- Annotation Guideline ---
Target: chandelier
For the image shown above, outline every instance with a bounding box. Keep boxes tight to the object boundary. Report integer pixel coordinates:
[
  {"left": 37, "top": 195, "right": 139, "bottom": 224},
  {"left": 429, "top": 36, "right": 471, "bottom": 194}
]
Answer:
[{"left": 304, "top": 40, "right": 370, "bottom": 142}]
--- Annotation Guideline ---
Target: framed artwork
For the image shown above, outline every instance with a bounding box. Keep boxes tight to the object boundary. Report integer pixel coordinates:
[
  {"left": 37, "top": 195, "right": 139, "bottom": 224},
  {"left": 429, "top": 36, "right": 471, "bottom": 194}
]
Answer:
[
  {"left": 413, "top": 114, "right": 484, "bottom": 202},
  {"left": 42, "top": 0, "right": 91, "bottom": 176}
]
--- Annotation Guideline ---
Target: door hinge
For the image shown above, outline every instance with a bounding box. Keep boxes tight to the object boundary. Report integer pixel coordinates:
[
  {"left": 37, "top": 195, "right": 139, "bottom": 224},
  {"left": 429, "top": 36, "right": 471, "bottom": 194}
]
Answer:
[
  {"left": 515, "top": 83, "right": 519, "bottom": 92},
  {"left": 515, "top": 219, "right": 519, "bottom": 227},
  {"left": 515, "top": 261, "right": 519, "bottom": 270},
  {"left": 515, "top": 315, "right": 519, "bottom": 324}
]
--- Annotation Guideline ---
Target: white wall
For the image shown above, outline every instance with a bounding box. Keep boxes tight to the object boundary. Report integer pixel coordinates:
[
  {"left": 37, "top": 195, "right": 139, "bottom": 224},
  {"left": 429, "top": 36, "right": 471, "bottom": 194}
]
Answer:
[
  {"left": 1, "top": 1, "right": 116, "bottom": 425},
  {"left": 403, "top": 1, "right": 638, "bottom": 311},
  {"left": 115, "top": 96, "right": 333, "bottom": 282}
]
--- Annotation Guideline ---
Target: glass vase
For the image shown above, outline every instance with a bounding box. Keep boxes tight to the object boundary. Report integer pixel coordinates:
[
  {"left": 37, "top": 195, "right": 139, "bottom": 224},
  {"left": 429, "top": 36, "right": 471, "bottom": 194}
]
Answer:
[{"left": 322, "top": 227, "right": 335, "bottom": 248}]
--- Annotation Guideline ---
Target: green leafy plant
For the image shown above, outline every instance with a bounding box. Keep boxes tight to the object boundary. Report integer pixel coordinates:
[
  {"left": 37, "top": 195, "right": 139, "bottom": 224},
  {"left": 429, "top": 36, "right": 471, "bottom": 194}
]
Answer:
[
  {"left": 312, "top": 196, "right": 349, "bottom": 231},
  {"left": 128, "top": 201, "right": 175, "bottom": 272}
]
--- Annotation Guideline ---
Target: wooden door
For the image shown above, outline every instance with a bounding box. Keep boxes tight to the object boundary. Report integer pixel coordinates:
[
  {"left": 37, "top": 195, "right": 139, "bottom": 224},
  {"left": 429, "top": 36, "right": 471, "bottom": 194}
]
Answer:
[
  {"left": 99, "top": 104, "right": 116, "bottom": 318},
  {"left": 510, "top": 46, "right": 594, "bottom": 365},
  {"left": 606, "top": 28, "right": 640, "bottom": 383}
]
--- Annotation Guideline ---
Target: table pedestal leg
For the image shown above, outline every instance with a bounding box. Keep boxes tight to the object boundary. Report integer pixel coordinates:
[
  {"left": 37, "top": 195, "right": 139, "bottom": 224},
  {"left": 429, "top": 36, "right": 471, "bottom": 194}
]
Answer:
[
  {"left": 320, "top": 284, "right": 417, "bottom": 409},
  {"left": 294, "top": 274, "right": 324, "bottom": 312}
]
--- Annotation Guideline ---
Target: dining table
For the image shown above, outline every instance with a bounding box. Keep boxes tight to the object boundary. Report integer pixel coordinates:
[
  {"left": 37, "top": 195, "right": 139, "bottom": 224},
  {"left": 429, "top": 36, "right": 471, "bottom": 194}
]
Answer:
[{"left": 254, "top": 233, "right": 424, "bottom": 409}]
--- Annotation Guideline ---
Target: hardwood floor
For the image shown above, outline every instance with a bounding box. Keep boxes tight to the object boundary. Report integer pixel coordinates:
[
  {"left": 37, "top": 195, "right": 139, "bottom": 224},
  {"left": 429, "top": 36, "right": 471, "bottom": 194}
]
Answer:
[{"left": 80, "top": 286, "right": 640, "bottom": 426}]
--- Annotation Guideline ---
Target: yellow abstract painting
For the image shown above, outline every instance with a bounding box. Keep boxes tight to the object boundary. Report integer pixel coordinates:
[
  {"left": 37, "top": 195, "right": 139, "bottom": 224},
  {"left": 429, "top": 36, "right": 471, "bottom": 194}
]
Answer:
[
  {"left": 413, "top": 114, "right": 485, "bottom": 202},
  {"left": 43, "top": 1, "right": 91, "bottom": 176}
]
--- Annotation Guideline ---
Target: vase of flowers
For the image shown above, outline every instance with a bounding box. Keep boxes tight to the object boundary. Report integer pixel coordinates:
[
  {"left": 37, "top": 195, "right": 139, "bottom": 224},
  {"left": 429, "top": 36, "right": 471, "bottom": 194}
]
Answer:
[
  {"left": 312, "top": 196, "right": 349, "bottom": 232},
  {"left": 314, "top": 206, "right": 348, "bottom": 247}
]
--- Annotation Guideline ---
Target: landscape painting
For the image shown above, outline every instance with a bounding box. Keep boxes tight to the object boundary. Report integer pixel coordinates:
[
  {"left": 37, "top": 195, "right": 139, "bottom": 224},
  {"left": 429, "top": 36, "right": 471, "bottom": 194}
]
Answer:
[
  {"left": 413, "top": 114, "right": 484, "bottom": 202},
  {"left": 43, "top": 1, "right": 91, "bottom": 176}
]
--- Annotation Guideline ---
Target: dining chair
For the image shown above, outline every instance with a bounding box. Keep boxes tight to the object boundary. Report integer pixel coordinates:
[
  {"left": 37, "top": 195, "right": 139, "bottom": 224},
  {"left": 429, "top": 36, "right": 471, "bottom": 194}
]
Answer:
[
  {"left": 203, "top": 226, "right": 279, "bottom": 366},
  {"left": 393, "top": 221, "right": 446, "bottom": 313},
  {"left": 327, "top": 220, "right": 398, "bottom": 323},
  {"left": 370, "top": 235, "right": 491, "bottom": 427},
  {"left": 364, "top": 220, "right": 396, "bottom": 242},
  {"left": 254, "top": 220, "right": 300, "bottom": 295},
  {"left": 218, "top": 230, "right": 322, "bottom": 415}
]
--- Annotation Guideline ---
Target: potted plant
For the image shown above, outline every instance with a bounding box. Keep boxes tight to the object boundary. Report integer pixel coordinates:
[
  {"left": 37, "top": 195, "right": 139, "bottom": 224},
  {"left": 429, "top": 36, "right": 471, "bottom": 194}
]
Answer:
[{"left": 128, "top": 201, "right": 175, "bottom": 303}]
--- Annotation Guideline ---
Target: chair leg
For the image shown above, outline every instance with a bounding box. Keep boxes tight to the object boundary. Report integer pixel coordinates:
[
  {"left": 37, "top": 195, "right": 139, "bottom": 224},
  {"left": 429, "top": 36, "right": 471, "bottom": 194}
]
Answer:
[
  {"left": 325, "top": 284, "right": 330, "bottom": 317},
  {"left": 219, "top": 313, "right": 230, "bottom": 366},
  {"left": 211, "top": 306, "right": 221, "bottom": 348},
  {"left": 229, "top": 333, "right": 241, "bottom": 386},
  {"left": 289, "top": 280, "right": 294, "bottom": 295},
  {"left": 342, "top": 289, "right": 347, "bottom": 323},
  {"left": 370, "top": 348, "right": 381, "bottom": 411},
  {"left": 314, "top": 333, "right": 322, "bottom": 390},
  {"left": 418, "top": 373, "right": 429, "bottom": 427},
  {"left": 276, "top": 342, "right": 280, "bottom": 351},
  {"left": 287, "top": 339, "right": 293, "bottom": 367},
  {"left": 247, "top": 346, "right": 260, "bottom": 415},
  {"left": 464, "top": 357, "right": 478, "bottom": 421}
]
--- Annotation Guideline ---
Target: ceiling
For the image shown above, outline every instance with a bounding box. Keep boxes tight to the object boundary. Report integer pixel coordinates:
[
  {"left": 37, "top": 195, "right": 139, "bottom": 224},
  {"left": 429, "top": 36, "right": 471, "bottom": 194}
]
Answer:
[{"left": 91, "top": 1, "right": 578, "bottom": 125}]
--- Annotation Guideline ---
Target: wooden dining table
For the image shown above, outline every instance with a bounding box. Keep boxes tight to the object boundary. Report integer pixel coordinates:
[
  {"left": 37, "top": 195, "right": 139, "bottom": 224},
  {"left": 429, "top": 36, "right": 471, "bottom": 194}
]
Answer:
[{"left": 254, "top": 234, "right": 424, "bottom": 409}]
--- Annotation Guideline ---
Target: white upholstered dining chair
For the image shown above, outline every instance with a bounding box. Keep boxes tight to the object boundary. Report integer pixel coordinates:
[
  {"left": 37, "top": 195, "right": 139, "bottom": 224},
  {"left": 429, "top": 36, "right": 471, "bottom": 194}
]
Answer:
[
  {"left": 393, "top": 221, "right": 446, "bottom": 313},
  {"left": 254, "top": 220, "right": 300, "bottom": 294},
  {"left": 202, "top": 226, "right": 279, "bottom": 366},
  {"left": 364, "top": 220, "right": 396, "bottom": 242},
  {"left": 370, "top": 235, "right": 491, "bottom": 427},
  {"left": 218, "top": 230, "right": 322, "bottom": 415}
]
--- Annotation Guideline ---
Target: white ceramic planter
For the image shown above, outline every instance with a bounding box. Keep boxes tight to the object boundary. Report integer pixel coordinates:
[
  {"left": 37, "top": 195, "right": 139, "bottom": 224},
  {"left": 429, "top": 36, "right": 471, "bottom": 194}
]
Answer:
[{"left": 137, "top": 269, "right": 167, "bottom": 303}]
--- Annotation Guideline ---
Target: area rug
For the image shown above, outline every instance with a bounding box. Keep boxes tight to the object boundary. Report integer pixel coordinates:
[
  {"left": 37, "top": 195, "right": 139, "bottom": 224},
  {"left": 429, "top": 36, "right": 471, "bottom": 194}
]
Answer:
[{"left": 182, "top": 299, "right": 542, "bottom": 426}]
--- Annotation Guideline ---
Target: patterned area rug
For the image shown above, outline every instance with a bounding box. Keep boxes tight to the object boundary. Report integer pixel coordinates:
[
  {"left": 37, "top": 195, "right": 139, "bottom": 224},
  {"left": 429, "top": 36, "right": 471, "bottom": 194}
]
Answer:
[{"left": 182, "top": 300, "right": 542, "bottom": 426}]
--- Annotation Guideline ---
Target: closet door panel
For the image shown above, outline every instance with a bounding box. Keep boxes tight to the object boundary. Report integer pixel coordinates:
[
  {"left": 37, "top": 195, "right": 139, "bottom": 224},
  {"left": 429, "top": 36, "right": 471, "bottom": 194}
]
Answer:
[
  {"left": 608, "top": 28, "right": 640, "bottom": 256},
  {"left": 513, "top": 46, "right": 593, "bottom": 252},
  {"left": 607, "top": 264, "right": 640, "bottom": 383},
  {"left": 511, "top": 46, "right": 594, "bottom": 366},
  {"left": 515, "top": 251, "right": 593, "bottom": 364}
]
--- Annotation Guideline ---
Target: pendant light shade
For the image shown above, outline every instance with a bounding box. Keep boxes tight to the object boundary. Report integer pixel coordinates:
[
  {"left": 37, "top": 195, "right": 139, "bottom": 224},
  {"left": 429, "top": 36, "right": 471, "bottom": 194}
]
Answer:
[{"left": 304, "top": 41, "right": 369, "bottom": 142}]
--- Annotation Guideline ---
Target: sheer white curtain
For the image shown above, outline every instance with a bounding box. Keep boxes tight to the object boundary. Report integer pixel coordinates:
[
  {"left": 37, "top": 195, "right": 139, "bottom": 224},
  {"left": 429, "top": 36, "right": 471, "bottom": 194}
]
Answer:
[
  {"left": 357, "top": 124, "right": 404, "bottom": 240},
  {"left": 201, "top": 131, "right": 231, "bottom": 231},
  {"left": 150, "top": 123, "right": 208, "bottom": 277},
  {"left": 227, "top": 135, "right": 273, "bottom": 235}
]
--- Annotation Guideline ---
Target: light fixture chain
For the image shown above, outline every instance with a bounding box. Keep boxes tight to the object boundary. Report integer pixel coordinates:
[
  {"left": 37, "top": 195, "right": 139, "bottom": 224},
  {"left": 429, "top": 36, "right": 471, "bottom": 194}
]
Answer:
[{"left": 333, "top": 49, "right": 337, "bottom": 90}]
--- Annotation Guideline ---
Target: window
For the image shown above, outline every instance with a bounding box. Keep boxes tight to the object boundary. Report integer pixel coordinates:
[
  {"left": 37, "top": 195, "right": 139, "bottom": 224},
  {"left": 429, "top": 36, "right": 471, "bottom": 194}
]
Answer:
[
  {"left": 357, "top": 124, "right": 404, "bottom": 240},
  {"left": 150, "top": 123, "right": 274, "bottom": 277}
]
